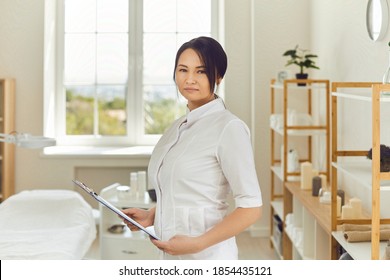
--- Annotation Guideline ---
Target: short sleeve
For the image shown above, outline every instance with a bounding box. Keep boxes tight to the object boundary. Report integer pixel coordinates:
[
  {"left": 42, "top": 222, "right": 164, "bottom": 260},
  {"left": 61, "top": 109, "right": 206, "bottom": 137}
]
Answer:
[{"left": 216, "top": 120, "right": 263, "bottom": 208}]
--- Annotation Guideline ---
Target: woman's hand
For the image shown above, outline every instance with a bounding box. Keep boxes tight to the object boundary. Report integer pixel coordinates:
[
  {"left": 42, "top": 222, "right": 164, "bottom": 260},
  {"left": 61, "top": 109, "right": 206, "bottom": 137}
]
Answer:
[
  {"left": 151, "top": 235, "right": 204, "bottom": 256},
  {"left": 121, "top": 207, "right": 155, "bottom": 231}
]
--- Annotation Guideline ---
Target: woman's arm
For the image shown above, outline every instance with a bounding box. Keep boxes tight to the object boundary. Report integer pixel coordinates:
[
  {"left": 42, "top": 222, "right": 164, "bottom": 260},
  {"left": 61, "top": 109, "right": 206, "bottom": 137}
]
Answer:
[
  {"left": 198, "top": 206, "right": 262, "bottom": 250},
  {"left": 151, "top": 206, "right": 262, "bottom": 255}
]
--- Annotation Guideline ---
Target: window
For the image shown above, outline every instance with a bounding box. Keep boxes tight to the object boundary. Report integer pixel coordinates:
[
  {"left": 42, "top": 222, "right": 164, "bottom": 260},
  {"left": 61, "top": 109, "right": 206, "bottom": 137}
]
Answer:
[{"left": 50, "top": 0, "right": 218, "bottom": 146}]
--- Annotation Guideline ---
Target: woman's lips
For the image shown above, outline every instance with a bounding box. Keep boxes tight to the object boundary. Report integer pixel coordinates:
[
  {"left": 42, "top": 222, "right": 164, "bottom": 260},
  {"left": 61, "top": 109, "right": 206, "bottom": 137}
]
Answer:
[{"left": 184, "top": 87, "right": 198, "bottom": 92}]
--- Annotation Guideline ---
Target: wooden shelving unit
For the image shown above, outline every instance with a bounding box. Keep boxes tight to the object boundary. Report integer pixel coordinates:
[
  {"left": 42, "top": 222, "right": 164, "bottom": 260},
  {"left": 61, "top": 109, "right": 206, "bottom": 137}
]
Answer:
[
  {"left": 0, "top": 78, "right": 15, "bottom": 202},
  {"left": 269, "top": 78, "right": 330, "bottom": 259},
  {"left": 283, "top": 181, "right": 331, "bottom": 260},
  {"left": 331, "top": 82, "right": 390, "bottom": 260}
]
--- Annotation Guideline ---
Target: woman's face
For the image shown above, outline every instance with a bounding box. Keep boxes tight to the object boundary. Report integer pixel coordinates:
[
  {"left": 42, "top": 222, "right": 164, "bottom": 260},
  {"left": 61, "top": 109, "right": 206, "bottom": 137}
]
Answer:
[{"left": 175, "top": 48, "right": 214, "bottom": 111}]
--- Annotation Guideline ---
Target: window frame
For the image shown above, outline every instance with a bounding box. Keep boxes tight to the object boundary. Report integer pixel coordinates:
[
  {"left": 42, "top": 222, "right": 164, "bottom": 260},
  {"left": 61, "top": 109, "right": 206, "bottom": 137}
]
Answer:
[{"left": 44, "top": 0, "right": 221, "bottom": 147}]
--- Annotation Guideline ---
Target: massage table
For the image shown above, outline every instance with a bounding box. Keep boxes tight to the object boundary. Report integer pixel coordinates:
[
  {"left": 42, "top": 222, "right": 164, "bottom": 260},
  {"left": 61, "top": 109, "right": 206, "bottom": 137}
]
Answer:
[{"left": 0, "top": 189, "right": 97, "bottom": 259}]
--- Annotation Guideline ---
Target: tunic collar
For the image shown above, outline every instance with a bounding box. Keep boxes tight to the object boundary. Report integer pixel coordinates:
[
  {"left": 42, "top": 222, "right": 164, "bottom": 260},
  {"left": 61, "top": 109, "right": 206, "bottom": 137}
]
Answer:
[{"left": 185, "top": 97, "right": 226, "bottom": 125}]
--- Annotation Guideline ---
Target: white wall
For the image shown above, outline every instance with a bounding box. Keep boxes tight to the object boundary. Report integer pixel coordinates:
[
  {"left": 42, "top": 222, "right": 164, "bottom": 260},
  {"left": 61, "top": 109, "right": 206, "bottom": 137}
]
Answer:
[
  {"left": 0, "top": 0, "right": 389, "bottom": 235},
  {"left": 312, "top": 0, "right": 389, "bottom": 82}
]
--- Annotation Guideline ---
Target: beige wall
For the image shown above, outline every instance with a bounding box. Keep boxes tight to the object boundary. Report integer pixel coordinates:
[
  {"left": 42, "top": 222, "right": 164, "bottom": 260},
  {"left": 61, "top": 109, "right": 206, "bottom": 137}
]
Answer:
[{"left": 1, "top": 0, "right": 389, "bottom": 235}]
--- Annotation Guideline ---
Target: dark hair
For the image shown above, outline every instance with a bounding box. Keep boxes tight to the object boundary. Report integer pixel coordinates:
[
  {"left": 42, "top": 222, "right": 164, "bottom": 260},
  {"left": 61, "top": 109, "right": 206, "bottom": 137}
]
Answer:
[{"left": 173, "top": 36, "right": 228, "bottom": 94}]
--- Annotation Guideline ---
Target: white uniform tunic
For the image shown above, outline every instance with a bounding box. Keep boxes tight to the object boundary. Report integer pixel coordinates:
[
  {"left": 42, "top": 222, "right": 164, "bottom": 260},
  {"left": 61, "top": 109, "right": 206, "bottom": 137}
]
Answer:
[{"left": 148, "top": 98, "right": 262, "bottom": 260}]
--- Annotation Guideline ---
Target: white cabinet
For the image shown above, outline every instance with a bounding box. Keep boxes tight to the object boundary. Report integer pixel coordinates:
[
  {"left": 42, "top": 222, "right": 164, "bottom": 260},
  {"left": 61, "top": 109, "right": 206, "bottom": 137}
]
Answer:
[
  {"left": 99, "top": 183, "right": 159, "bottom": 259},
  {"left": 330, "top": 82, "right": 390, "bottom": 260}
]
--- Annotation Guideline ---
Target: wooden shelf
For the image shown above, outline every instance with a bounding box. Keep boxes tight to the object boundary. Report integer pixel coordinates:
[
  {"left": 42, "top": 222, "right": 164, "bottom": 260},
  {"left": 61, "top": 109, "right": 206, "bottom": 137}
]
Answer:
[
  {"left": 285, "top": 181, "right": 331, "bottom": 235},
  {"left": 0, "top": 78, "right": 15, "bottom": 202},
  {"left": 269, "top": 78, "right": 330, "bottom": 260},
  {"left": 331, "top": 82, "right": 390, "bottom": 260}
]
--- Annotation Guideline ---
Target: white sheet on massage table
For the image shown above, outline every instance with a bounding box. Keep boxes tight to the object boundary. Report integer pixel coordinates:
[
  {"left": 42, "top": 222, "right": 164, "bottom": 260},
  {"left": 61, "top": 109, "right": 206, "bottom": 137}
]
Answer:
[{"left": 0, "top": 189, "right": 97, "bottom": 260}]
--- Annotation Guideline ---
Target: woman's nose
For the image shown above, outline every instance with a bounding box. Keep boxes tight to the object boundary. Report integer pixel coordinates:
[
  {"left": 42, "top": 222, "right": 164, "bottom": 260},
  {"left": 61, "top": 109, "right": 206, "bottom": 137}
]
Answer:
[{"left": 185, "top": 74, "right": 196, "bottom": 84}]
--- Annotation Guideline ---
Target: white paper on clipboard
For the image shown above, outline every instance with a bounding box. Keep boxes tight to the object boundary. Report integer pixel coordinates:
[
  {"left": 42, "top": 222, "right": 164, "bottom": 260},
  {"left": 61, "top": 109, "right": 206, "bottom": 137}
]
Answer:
[{"left": 72, "top": 180, "right": 159, "bottom": 240}]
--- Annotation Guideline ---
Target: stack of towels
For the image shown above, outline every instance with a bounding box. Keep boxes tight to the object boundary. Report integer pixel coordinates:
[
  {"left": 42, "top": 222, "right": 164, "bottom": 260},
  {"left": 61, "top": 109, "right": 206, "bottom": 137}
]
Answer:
[{"left": 342, "top": 223, "right": 390, "bottom": 243}]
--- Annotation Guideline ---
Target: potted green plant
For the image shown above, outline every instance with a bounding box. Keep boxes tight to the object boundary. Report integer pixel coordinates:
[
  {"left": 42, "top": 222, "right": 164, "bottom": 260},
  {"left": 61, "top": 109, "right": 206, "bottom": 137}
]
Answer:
[{"left": 283, "top": 45, "right": 319, "bottom": 85}]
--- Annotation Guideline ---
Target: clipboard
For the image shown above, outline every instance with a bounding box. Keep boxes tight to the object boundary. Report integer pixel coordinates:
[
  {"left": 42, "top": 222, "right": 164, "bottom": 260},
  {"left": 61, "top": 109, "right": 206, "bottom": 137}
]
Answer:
[{"left": 72, "top": 180, "right": 159, "bottom": 240}]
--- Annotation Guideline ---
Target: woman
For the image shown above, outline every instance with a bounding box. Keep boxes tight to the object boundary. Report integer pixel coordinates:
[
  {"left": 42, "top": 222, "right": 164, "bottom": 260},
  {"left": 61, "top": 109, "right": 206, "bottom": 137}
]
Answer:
[{"left": 122, "top": 36, "right": 262, "bottom": 260}]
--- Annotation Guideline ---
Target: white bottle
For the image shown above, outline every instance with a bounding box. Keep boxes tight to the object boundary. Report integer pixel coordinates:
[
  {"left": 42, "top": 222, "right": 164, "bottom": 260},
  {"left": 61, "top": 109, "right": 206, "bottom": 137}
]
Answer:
[
  {"left": 137, "top": 171, "right": 147, "bottom": 199},
  {"left": 130, "top": 172, "right": 138, "bottom": 199}
]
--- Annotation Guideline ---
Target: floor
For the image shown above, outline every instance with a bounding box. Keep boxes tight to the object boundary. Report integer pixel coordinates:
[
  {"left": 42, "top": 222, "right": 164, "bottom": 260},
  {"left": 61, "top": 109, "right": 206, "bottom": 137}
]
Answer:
[
  {"left": 237, "top": 231, "right": 278, "bottom": 260},
  {"left": 84, "top": 230, "right": 278, "bottom": 260}
]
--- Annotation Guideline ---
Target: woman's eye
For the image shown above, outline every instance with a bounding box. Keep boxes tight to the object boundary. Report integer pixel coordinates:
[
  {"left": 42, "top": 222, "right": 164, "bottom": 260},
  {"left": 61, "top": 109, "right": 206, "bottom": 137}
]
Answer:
[{"left": 198, "top": 70, "right": 206, "bottom": 74}]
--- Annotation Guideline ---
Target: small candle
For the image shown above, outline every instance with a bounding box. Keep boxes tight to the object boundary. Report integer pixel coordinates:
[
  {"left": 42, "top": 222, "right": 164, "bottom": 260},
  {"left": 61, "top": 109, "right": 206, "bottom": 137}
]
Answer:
[
  {"left": 312, "top": 176, "right": 321, "bottom": 196},
  {"left": 301, "top": 162, "right": 312, "bottom": 190},
  {"left": 349, "top": 197, "right": 362, "bottom": 218},
  {"left": 341, "top": 205, "right": 354, "bottom": 219}
]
